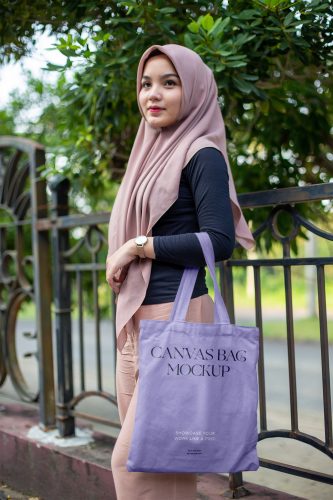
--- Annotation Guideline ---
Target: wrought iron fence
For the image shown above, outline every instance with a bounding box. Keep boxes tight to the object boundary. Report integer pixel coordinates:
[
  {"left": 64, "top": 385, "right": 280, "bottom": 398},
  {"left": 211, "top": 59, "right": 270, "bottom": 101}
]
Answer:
[
  {"left": 220, "top": 187, "right": 333, "bottom": 490},
  {"left": 0, "top": 137, "right": 332, "bottom": 495},
  {"left": 0, "top": 136, "right": 54, "bottom": 429}
]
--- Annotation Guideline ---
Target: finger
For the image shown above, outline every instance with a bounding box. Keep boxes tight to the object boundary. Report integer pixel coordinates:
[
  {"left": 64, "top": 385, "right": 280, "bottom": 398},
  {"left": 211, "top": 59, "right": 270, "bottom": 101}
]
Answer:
[
  {"left": 119, "top": 266, "right": 129, "bottom": 281},
  {"left": 106, "top": 274, "right": 121, "bottom": 292},
  {"left": 109, "top": 282, "right": 120, "bottom": 294},
  {"left": 113, "top": 273, "right": 124, "bottom": 283},
  {"left": 113, "top": 265, "right": 129, "bottom": 284}
]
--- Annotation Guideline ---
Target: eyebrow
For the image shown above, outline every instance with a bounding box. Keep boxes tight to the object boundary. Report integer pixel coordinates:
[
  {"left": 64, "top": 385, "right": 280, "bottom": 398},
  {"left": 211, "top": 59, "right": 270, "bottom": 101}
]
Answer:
[{"left": 141, "top": 73, "right": 180, "bottom": 80}]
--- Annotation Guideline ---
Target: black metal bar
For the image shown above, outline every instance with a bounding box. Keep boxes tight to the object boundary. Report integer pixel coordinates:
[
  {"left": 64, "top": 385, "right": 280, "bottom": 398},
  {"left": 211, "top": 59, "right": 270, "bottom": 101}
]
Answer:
[
  {"left": 282, "top": 242, "right": 298, "bottom": 432},
  {"left": 37, "top": 211, "right": 111, "bottom": 230},
  {"left": 49, "top": 175, "right": 75, "bottom": 437},
  {"left": 259, "top": 458, "right": 333, "bottom": 484},
  {"left": 218, "top": 261, "right": 246, "bottom": 496},
  {"left": 76, "top": 270, "right": 85, "bottom": 392},
  {"left": 259, "top": 428, "right": 333, "bottom": 458},
  {"left": 111, "top": 289, "right": 117, "bottom": 396},
  {"left": 238, "top": 182, "right": 333, "bottom": 208},
  {"left": 30, "top": 147, "right": 56, "bottom": 428},
  {"left": 0, "top": 136, "right": 45, "bottom": 155},
  {"left": 65, "top": 263, "right": 107, "bottom": 271},
  {"left": 316, "top": 265, "right": 333, "bottom": 448},
  {"left": 35, "top": 182, "right": 333, "bottom": 231},
  {"left": 228, "top": 257, "right": 333, "bottom": 266},
  {"left": 92, "top": 253, "right": 102, "bottom": 391},
  {"left": 219, "top": 261, "right": 235, "bottom": 323},
  {"left": 254, "top": 266, "right": 267, "bottom": 431},
  {"left": 224, "top": 472, "right": 250, "bottom": 498},
  {"left": 68, "top": 410, "right": 121, "bottom": 429},
  {"left": 0, "top": 218, "right": 32, "bottom": 228}
]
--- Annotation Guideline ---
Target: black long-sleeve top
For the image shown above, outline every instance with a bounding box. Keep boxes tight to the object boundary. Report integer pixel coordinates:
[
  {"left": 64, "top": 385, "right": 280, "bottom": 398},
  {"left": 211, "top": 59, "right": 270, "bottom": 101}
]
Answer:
[{"left": 142, "top": 147, "right": 235, "bottom": 305}]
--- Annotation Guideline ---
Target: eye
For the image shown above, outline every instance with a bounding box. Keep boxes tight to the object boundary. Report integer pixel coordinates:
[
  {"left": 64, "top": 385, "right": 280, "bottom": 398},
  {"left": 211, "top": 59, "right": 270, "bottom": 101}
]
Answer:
[
  {"left": 165, "top": 80, "right": 176, "bottom": 86},
  {"left": 141, "top": 81, "right": 151, "bottom": 88}
]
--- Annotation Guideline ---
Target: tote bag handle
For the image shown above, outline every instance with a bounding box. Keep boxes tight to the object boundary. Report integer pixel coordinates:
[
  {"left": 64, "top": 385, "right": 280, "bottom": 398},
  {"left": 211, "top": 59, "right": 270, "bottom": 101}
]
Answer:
[{"left": 169, "top": 232, "right": 231, "bottom": 324}]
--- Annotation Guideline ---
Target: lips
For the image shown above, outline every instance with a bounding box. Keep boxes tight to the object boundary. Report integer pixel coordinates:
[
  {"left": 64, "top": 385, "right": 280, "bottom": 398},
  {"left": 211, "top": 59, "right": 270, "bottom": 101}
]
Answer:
[{"left": 148, "top": 106, "right": 164, "bottom": 112}]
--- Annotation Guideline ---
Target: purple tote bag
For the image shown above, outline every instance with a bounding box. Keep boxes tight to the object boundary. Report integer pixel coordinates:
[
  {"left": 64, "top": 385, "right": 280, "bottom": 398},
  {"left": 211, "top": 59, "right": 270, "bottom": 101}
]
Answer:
[{"left": 127, "top": 232, "right": 259, "bottom": 473}]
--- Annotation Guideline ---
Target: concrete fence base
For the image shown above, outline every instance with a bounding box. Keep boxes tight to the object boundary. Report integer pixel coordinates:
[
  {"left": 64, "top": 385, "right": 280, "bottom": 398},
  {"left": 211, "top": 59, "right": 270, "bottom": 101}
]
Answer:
[{"left": 0, "top": 402, "right": 304, "bottom": 500}]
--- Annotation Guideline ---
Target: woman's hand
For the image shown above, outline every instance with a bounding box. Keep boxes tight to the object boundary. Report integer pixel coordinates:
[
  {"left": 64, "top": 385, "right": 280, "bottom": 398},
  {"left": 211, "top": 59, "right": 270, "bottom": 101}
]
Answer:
[{"left": 106, "top": 240, "right": 137, "bottom": 294}]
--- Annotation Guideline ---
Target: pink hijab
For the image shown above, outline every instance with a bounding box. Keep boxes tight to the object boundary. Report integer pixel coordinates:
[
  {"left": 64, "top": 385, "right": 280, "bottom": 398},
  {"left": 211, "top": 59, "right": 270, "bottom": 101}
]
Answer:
[{"left": 108, "top": 43, "right": 255, "bottom": 353}]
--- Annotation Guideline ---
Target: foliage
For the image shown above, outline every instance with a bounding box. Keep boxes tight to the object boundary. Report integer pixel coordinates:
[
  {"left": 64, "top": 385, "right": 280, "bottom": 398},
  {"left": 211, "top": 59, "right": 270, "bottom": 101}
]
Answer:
[
  {"left": 0, "top": 0, "right": 332, "bottom": 239},
  {"left": 0, "top": 0, "right": 118, "bottom": 63}
]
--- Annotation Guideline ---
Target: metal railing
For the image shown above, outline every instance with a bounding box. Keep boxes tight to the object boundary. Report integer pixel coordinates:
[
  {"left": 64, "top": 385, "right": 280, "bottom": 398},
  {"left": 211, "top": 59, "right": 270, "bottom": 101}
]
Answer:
[
  {"left": 0, "top": 136, "right": 55, "bottom": 429},
  {"left": 221, "top": 186, "right": 333, "bottom": 492},
  {"left": 0, "top": 137, "right": 332, "bottom": 496}
]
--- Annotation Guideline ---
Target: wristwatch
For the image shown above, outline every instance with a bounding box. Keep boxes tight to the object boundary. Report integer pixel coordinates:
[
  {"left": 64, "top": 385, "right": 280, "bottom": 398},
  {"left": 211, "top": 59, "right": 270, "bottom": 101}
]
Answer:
[{"left": 135, "top": 235, "right": 148, "bottom": 258}]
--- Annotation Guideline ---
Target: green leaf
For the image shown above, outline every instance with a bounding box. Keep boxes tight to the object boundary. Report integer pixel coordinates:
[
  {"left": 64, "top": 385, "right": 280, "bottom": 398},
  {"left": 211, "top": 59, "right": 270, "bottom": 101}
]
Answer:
[
  {"left": 215, "top": 64, "right": 226, "bottom": 72},
  {"left": 159, "top": 7, "right": 177, "bottom": 14},
  {"left": 122, "top": 38, "right": 137, "bottom": 50},
  {"left": 188, "top": 21, "right": 199, "bottom": 34},
  {"left": 59, "top": 48, "right": 77, "bottom": 57},
  {"left": 217, "top": 49, "right": 233, "bottom": 56},
  {"left": 78, "top": 37, "right": 88, "bottom": 46},
  {"left": 239, "top": 73, "right": 259, "bottom": 81},
  {"left": 201, "top": 14, "right": 214, "bottom": 32},
  {"left": 283, "top": 11, "right": 294, "bottom": 27},
  {"left": 232, "top": 77, "right": 254, "bottom": 94},
  {"left": 44, "top": 62, "right": 65, "bottom": 71},
  {"left": 227, "top": 60, "right": 248, "bottom": 68},
  {"left": 236, "top": 9, "right": 259, "bottom": 20},
  {"left": 219, "top": 17, "right": 231, "bottom": 32},
  {"left": 233, "top": 33, "right": 256, "bottom": 47},
  {"left": 184, "top": 32, "right": 195, "bottom": 49},
  {"left": 208, "top": 17, "right": 222, "bottom": 36}
]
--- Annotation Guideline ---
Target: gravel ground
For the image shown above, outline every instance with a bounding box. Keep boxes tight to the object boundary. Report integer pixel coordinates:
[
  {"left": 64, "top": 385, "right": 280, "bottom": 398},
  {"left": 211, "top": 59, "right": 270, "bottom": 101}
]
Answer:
[{"left": 0, "top": 481, "right": 41, "bottom": 500}]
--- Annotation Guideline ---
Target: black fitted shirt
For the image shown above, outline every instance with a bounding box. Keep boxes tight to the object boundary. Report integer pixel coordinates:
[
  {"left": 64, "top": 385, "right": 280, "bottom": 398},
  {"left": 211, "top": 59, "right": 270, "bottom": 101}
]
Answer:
[{"left": 142, "top": 147, "right": 235, "bottom": 305}]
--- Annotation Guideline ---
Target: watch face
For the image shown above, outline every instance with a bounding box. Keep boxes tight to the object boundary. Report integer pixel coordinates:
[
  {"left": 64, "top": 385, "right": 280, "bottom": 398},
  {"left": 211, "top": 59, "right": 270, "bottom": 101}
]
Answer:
[{"left": 136, "top": 235, "right": 148, "bottom": 245}]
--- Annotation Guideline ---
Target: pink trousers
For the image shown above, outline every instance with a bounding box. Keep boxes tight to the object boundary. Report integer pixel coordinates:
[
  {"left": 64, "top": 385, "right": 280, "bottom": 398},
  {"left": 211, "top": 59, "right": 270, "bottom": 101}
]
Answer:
[{"left": 111, "top": 293, "right": 215, "bottom": 500}]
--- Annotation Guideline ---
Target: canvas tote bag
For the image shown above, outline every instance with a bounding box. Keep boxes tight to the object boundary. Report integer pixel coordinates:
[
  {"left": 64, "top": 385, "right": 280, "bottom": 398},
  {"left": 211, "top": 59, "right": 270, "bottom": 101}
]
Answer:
[{"left": 127, "top": 232, "right": 259, "bottom": 473}]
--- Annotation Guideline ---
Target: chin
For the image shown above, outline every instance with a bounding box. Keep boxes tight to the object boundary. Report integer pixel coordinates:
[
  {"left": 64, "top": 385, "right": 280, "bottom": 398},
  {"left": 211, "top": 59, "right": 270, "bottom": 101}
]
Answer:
[{"left": 148, "top": 119, "right": 167, "bottom": 128}]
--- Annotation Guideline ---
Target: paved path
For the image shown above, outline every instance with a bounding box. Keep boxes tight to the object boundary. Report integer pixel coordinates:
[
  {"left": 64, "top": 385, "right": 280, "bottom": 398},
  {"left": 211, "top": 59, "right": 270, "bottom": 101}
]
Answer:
[{"left": 0, "top": 480, "right": 40, "bottom": 499}]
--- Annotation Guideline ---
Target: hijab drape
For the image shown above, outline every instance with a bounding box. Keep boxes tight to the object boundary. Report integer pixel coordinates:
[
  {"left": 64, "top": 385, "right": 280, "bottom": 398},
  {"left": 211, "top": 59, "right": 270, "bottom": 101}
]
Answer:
[{"left": 108, "top": 44, "right": 255, "bottom": 353}]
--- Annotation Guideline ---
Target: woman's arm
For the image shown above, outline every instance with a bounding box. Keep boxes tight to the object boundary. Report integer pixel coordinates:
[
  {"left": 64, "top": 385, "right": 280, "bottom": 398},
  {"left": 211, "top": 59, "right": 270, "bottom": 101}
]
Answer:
[
  {"left": 152, "top": 147, "right": 235, "bottom": 266},
  {"left": 106, "top": 236, "right": 156, "bottom": 293},
  {"left": 106, "top": 147, "right": 235, "bottom": 292}
]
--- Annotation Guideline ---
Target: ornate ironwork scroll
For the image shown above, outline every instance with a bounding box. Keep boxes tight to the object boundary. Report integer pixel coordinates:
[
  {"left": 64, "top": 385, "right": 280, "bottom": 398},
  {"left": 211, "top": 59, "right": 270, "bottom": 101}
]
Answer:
[
  {"left": 0, "top": 136, "right": 55, "bottom": 429},
  {"left": 48, "top": 176, "right": 118, "bottom": 437}
]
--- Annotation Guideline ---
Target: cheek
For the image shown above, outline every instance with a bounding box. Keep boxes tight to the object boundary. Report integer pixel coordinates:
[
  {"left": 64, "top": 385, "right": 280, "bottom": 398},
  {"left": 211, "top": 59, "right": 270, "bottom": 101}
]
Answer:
[
  {"left": 139, "top": 89, "right": 146, "bottom": 104},
  {"left": 138, "top": 91, "right": 146, "bottom": 114},
  {"left": 174, "top": 89, "right": 182, "bottom": 112}
]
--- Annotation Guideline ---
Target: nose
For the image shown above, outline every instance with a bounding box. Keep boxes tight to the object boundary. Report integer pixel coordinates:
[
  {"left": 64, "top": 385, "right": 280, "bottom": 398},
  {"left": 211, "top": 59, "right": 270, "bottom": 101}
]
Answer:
[{"left": 147, "top": 83, "right": 162, "bottom": 101}]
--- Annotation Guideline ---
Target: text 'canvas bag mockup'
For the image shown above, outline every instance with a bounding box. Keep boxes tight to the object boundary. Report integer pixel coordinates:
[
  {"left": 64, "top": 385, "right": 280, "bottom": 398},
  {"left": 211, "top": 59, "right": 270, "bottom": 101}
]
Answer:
[{"left": 127, "top": 232, "right": 259, "bottom": 473}]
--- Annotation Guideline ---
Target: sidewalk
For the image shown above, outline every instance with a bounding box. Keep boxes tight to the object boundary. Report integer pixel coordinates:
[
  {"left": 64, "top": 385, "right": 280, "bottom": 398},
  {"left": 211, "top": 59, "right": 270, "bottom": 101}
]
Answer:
[
  {"left": 0, "top": 402, "right": 308, "bottom": 500},
  {"left": 0, "top": 476, "right": 304, "bottom": 500},
  {"left": 0, "top": 481, "right": 41, "bottom": 499}
]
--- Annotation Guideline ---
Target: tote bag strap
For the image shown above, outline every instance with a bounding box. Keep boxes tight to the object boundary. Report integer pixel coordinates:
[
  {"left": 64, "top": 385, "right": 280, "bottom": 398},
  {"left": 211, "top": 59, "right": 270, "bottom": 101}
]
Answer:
[{"left": 169, "top": 232, "right": 231, "bottom": 324}]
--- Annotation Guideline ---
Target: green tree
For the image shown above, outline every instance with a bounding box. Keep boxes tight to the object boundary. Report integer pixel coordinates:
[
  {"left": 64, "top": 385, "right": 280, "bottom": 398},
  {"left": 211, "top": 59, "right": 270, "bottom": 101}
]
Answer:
[{"left": 1, "top": 0, "right": 332, "bottom": 226}]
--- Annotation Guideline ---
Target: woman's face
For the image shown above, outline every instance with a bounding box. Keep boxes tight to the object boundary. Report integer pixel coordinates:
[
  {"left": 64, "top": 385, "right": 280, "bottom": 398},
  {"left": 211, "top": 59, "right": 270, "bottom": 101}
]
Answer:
[{"left": 139, "top": 54, "right": 182, "bottom": 128}]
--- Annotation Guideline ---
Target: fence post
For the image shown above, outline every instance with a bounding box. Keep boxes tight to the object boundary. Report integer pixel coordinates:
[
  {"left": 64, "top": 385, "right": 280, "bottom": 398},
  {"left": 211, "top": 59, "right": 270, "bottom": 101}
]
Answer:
[
  {"left": 49, "top": 175, "right": 75, "bottom": 437},
  {"left": 30, "top": 145, "right": 56, "bottom": 430},
  {"left": 219, "top": 260, "right": 251, "bottom": 498}
]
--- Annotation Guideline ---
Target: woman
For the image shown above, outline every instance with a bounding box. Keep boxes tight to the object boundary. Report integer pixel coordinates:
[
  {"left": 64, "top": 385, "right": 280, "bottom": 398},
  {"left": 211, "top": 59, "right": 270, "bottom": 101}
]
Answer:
[{"left": 106, "top": 43, "right": 254, "bottom": 500}]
